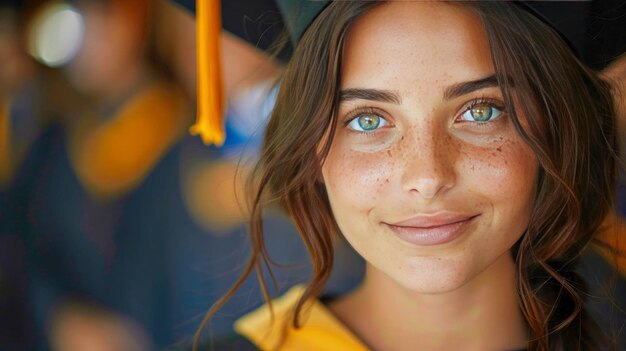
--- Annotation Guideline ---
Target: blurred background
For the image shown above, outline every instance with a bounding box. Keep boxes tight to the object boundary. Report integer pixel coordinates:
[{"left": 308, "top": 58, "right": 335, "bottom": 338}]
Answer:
[
  {"left": 0, "top": 1, "right": 624, "bottom": 351},
  {"left": 0, "top": 0, "right": 363, "bottom": 350}
]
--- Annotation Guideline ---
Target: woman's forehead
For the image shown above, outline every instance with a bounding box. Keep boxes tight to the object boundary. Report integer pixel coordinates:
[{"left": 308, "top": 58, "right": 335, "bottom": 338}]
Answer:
[{"left": 341, "top": 2, "right": 495, "bottom": 95}]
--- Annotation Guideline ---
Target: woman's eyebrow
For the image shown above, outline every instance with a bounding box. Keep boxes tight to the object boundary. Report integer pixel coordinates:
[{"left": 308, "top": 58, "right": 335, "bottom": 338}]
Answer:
[
  {"left": 339, "top": 75, "right": 503, "bottom": 104},
  {"left": 443, "top": 75, "right": 500, "bottom": 100},
  {"left": 339, "top": 88, "right": 402, "bottom": 104}
]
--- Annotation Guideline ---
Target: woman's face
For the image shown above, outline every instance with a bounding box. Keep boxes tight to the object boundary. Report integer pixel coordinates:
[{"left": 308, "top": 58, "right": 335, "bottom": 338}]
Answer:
[{"left": 322, "top": 2, "right": 538, "bottom": 293}]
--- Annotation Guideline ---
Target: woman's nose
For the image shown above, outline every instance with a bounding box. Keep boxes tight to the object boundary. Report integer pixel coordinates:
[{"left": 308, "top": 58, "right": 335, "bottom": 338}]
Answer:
[{"left": 399, "top": 128, "right": 456, "bottom": 199}]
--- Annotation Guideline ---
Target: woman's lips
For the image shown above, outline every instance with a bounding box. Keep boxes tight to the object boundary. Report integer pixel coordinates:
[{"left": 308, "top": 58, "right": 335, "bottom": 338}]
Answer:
[{"left": 384, "top": 213, "right": 479, "bottom": 246}]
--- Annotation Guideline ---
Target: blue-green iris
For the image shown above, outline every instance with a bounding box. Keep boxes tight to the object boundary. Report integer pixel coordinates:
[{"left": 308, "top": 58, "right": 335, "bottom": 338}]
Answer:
[
  {"left": 469, "top": 104, "right": 495, "bottom": 122},
  {"left": 357, "top": 115, "right": 381, "bottom": 130}
]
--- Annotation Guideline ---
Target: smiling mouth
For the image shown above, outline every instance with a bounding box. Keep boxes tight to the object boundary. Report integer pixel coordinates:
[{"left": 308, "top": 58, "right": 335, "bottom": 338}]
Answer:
[{"left": 384, "top": 215, "right": 479, "bottom": 246}]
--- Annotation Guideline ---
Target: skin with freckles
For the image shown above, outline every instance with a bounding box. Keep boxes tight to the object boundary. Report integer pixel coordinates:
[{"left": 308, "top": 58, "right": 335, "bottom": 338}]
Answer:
[{"left": 322, "top": 2, "right": 536, "bottom": 350}]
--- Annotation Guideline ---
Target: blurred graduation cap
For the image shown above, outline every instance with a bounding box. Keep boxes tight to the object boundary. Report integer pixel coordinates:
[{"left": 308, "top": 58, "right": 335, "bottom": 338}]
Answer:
[{"left": 173, "top": 0, "right": 624, "bottom": 146}]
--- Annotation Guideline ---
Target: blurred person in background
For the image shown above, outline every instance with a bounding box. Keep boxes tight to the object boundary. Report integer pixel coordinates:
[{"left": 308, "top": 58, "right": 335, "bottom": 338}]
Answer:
[
  {"left": 0, "top": 3, "right": 42, "bottom": 350},
  {"left": 0, "top": 1, "right": 82, "bottom": 349},
  {"left": 7, "top": 0, "right": 188, "bottom": 349},
  {"left": 1, "top": 0, "right": 362, "bottom": 350}
]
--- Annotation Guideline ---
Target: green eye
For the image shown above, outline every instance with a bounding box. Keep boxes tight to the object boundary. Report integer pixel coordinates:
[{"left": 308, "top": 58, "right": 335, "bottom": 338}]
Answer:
[
  {"left": 470, "top": 104, "right": 493, "bottom": 121},
  {"left": 460, "top": 102, "right": 503, "bottom": 122},
  {"left": 348, "top": 114, "right": 387, "bottom": 131}
]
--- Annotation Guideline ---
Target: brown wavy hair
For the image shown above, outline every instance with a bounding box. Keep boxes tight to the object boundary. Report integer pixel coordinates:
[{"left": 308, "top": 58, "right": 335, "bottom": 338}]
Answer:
[{"left": 194, "top": 2, "right": 619, "bottom": 350}]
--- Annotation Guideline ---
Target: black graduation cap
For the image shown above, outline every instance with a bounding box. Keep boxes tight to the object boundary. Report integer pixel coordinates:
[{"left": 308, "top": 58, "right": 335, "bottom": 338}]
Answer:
[
  {"left": 173, "top": 0, "right": 624, "bottom": 146},
  {"left": 173, "top": 1, "right": 597, "bottom": 53}
]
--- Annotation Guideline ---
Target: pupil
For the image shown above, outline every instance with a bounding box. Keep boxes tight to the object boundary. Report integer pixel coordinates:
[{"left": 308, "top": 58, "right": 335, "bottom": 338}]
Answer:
[
  {"left": 470, "top": 104, "right": 492, "bottom": 121},
  {"left": 358, "top": 115, "right": 379, "bottom": 130}
]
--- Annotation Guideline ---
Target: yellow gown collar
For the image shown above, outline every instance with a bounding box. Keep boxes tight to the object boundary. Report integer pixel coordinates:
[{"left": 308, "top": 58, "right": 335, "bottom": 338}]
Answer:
[
  {"left": 235, "top": 285, "right": 369, "bottom": 351},
  {"left": 68, "top": 82, "right": 189, "bottom": 200}
]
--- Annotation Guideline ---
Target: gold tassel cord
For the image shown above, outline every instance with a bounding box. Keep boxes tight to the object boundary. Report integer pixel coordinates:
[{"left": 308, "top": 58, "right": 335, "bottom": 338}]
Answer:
[{"left": 191, "top": 0, "right": 225, "bottom": 146}]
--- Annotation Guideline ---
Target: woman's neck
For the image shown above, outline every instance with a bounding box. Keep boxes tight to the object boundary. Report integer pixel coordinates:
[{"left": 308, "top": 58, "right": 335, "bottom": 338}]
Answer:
[{"left": 328, "top": 253, "right": 528, "bottom": 351}]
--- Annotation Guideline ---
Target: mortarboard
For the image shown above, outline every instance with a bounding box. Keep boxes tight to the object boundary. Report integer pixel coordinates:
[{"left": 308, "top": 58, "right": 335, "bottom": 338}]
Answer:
[{"left": 173, "top": 0, "right": 624, "bottom": 146}]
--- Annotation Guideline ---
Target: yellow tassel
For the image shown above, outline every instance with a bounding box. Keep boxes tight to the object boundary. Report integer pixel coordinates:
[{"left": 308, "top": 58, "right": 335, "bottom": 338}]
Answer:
[{"left": 191, "top": 0, "right": 225, "bottom": 146}]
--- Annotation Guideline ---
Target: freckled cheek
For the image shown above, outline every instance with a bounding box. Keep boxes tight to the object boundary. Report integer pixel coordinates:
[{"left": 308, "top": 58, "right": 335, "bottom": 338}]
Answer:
[
  {"left": 459, "top": 140, "right": 537, "bottom": 200},
  {"left": 322, "top": 145, "right": 394, "bottom": 210}
]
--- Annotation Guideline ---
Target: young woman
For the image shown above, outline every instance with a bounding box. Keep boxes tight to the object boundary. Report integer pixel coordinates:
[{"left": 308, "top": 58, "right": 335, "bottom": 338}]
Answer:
[{"left": 193, "top": 1, "right": 621, "bottom": 350}]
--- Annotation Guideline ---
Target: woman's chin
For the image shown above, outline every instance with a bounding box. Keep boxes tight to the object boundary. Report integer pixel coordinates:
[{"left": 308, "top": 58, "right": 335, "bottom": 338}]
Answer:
[
  {"left": 378, "top": 252, "right": 513, "bottom": 295},
  {"left": 373, "top": 258, "right": 475, "bottom": 295}
]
